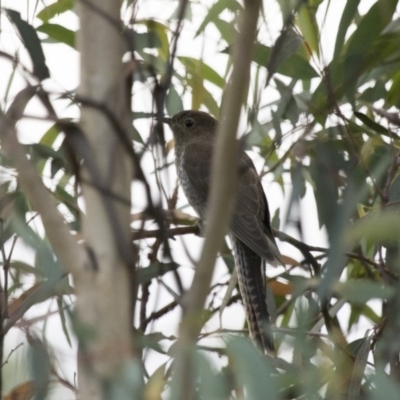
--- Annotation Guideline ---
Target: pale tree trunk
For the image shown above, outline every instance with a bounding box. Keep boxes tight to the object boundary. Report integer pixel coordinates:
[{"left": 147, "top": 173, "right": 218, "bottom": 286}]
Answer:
[{"left": 76, "top": 0, "right": 136, "bottom": 398}]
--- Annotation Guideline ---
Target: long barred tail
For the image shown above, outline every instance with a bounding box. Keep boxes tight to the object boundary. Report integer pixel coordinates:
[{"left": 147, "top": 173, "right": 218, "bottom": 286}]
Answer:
[{"left": 232, "top": 237, "right": 275, "bottom": 354}]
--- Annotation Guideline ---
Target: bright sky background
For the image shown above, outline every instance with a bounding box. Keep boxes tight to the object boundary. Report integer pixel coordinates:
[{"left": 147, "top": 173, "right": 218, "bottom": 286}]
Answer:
[{"left": 0, "top": 1, "right": 382, "bottom": 398}]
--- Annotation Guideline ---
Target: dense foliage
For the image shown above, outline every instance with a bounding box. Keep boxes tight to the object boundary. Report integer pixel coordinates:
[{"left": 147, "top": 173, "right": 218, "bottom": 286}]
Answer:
[{"left": 1, "top": 0, "right": 400, "bottom": 399}]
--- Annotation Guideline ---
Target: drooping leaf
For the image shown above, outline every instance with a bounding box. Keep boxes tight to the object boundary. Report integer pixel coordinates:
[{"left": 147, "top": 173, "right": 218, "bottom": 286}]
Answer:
[
  {"left": 179, "top": 57, "right": 225, "bottom": 88},
  {"left": 137, "top": 262, "right": 179, "bottom": 285},
  {"left": 275, "top": 78, "right": 300, "bottom": 125},
  {"left": 334, "top": 280, "right": 394, "bottom": 304},
  {"left": 6, "top": 10, "right": 50, "bottom": 80},
  {"left": 266, "top": 28, "right": 303, "bottom": 86},
  {"left": 333, "top": 0, "right": 361, "bottom": 59},
  {"left": 343, "top": 0, "right": 398, "bottom": 103},
  {"left": 253, "top": 44, "right": 318, "bottom": 80},
  {"left": 36, "top": 0, "right": 74, "bottom": 22},
  {"left": 347, "top": 335, "right": 372, "bottom": 399},
  {"left": 57, "top": 297, "right": 72, "bottom": 347},
  {"left": 143, "top": 363, "right": 167, "bottom": 399},
  {"left": 227, "top": 337, "right": 279, "bottom": 400},
  {"left": 386, "top": 68, "right": 400, "bottom": 106},
  {"left": 125, "top": 30, "right": 162, "bottom": 52},
  {"left": 37, "top": 23, "right": 75, "bottom": 48},
  {"left": 213, "top": 18, "right": 237, "bottom": 44},
  {"left": 136, "top": 20, "right": 169, "bottom": 59},
  {"left": 370, "top": 373, "right": 400, "bottom": 400},
  {"left": 28, "top": 337, "right": 51, "bottom": 399},
  {"left": 195, "top": 0, "right": 241, "bottom": 37},
  {"left": 195, "top": 352, "right": 228, "bottom": 399},
  {"left": 169, "top": 1, "right": 192, "bottom": 21},
  {"left": 346, "top": 210, "right": 400, "bottom": 246},
  {"left": 202, "top": 86, "right": 220, "bottom": 117},
  {"left": 354, "top": 111, "right": 388, "bottom": 133},
  {"left": 166, "top": 86, "right": 183, "bottom": 116},
  {"left": 296, "top": 1, "right": 322, "bottom": 56}
]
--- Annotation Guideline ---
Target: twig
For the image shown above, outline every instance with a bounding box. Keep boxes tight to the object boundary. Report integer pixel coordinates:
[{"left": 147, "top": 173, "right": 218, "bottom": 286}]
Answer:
[
  {"left": 51, "top": 367, "right": 78, "bottom": 394},
  {"left": 1, "top": 342, "right": 23, "bottom": 367},
  {"left": 144, "top": 300, "right": 178, "bottom": 325},
  {"left": 132, "top": 225, "right": 200, "bottom": 241}
]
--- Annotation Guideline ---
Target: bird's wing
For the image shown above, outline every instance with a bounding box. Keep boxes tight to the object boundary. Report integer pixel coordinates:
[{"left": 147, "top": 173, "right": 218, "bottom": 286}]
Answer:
[{"left": 230, "top": 152, "right": 282, "bottom": 265}]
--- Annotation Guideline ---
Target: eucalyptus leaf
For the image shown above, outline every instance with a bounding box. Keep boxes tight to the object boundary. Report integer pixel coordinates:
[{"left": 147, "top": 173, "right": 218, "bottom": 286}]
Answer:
[
  {"left": 37, "top": 24, "right": 75, "bottom": 48},
  {"left": 227, "top": 338, "right": 279, "bottom": 400},
  {"left": 334, "top": 280, "right": 394, "bottom": 303},
  {"left": 137, "top": 262, "right": 179, "bottom": 285},
  {"left": 266, "top": 28, "right": 303, "bottom": 86},
  {"left": 36, "top": 0, "right": 74, "bottom": 22},
  {"left": 6, "top": 9, "right": 50, "bottom": 80}
]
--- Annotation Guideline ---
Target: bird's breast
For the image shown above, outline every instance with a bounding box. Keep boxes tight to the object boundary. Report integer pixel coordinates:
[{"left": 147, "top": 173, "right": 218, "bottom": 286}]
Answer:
[{"left": 177, "top": 151, "right": 207, "bottom": 219}]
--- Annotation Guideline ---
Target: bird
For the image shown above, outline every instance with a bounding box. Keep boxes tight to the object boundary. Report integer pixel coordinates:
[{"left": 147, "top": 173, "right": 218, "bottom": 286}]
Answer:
[{"left": 163, "top": 110, "right": 283, "bottom": 353}]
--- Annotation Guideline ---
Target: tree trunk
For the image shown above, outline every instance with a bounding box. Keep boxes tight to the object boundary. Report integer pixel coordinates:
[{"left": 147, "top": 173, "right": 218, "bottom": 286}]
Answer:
[{"left": 76, "top": 0, "right": 136, "bottom": 398}]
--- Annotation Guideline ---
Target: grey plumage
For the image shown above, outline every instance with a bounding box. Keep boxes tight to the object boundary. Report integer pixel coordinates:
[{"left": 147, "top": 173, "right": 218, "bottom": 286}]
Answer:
[{"left": 164, "top": 110, "right": 283, "bottom": 353}]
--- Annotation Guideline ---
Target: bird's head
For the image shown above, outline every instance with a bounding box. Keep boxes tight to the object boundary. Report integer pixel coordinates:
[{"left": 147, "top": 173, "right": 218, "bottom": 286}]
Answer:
[{"left": 162, "top": 110, "right": 218, "bottom": 146}]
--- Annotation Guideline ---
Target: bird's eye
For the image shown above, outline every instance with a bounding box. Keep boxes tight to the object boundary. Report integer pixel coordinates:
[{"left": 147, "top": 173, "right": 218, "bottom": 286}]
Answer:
[{"left": 184, "top": 118, "right": 195, "bottom": 128}]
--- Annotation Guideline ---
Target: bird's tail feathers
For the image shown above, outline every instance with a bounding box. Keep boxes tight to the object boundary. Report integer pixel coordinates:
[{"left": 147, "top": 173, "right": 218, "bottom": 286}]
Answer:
[{"left": 232, "top": 238, "right": 275, "bottom": 354}]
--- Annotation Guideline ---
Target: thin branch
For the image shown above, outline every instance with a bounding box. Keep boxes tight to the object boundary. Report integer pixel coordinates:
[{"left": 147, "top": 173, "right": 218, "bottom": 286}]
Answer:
[
  {"left": 174, "top": 1, "right": 263, "bottom": 398},
  {"left": 132, "top": 225, "right": 200, "bottom": 241},
  {"left": 0, "top": 87, "right": 86, "bottom": 278},
  {"left": 144, "top": 300, "right": 178, "bottom": 326},
  {"left": 1, "top": 342, "right": 23, "bottom": 367}
]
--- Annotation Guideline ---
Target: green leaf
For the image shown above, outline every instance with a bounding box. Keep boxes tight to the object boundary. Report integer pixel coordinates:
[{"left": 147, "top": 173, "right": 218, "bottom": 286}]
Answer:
[
  {"left": 37, "top": 23, "right": 75, "bottom": 48},
  {"left": 333, "top": 0, "right": 360, "bottom": 59},
  {"left": 131, "top": 125, "right": 144, "bottom": 144},
  {"left": 213, "top": 18, "right": 236, "bottom": 43},
  {"left": 343, "top": 0, "right": 398, "bottom": 102},
  {"left": 347, "top": 335, "right": 372, "bottom": 399},
  {"left": 266, "top": 28, "right": 303, "bottom": 85},
  {"left": 195, "top": 0, "right": 241, "bottom": 37},
  {"left": 253, "top": 44, "right": 318, "bottom": 80},
  {"left": 370, "top": 372, "right": 400, "bottom": 400},
  {"left": 40, "top": 125, "right": 60, "bottom": 146},
  {"left": 195, "top": 352, "right": 228, "bottom": 399},
  {"left": 227, "top": 338, "right": 279, "bottom": 400},
  {"left": 346, "top": 210, "right": 400, "bottom": 246},
  {"left": 166, "top": 86, "right": 183, "bottom": 116},
  {"left": 136, "top": 20, "right": 169, "bottom": 59},
  {"left": 334, "top": 280, "right": 394, "bottom": 304},
  {"left": 359, "top": 80, "right": 386, "bottom": 102},
  {"left": 36, "top": 0, "right": 74, "bottom": 22},
  {"left": 360, "top": 304, "right": 380, "bottom": 324},
  {"left": 296, "top": 1, "right": 322, "bottom": 56},
  {"left": 137, "top": 262, "right": 179, "bottom": 285},
  {"left": 202, "top": 86, "right": 220, "bottom": 117},
  {"left": 54, "top": 185, "right": 77, "bottom": 212},
  {"left": 354, "top": 111, "right": 388, "bottom": 133},
  {"left": 29, "top": 337, "right": 51, "bottom": 399},
  {"left": 275, "top": 79, "right": 300, "bottom": 124},
  {"left": 309, "top": 140, "right": 342, "bottom": 231},
  {"left": 169, "top": 1, "right": 192, "bottom": 21},
  {"left": 57, "top": 297, "right": 72, "bottom": 347},
  {"left": 179, "top": 57, "right": 225, "bottom": 88},
  {"left": 125, "top": 30, "right": 162, "bottom": 51},
  {"left": 6, "top": 9, "right": 50, "bottom": 80},
  {"left": 9, "top": 261, "right": 44, "bottom": 277},
  {"left": 386, "top": 68, "right": 400, "bottom": 106}
]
